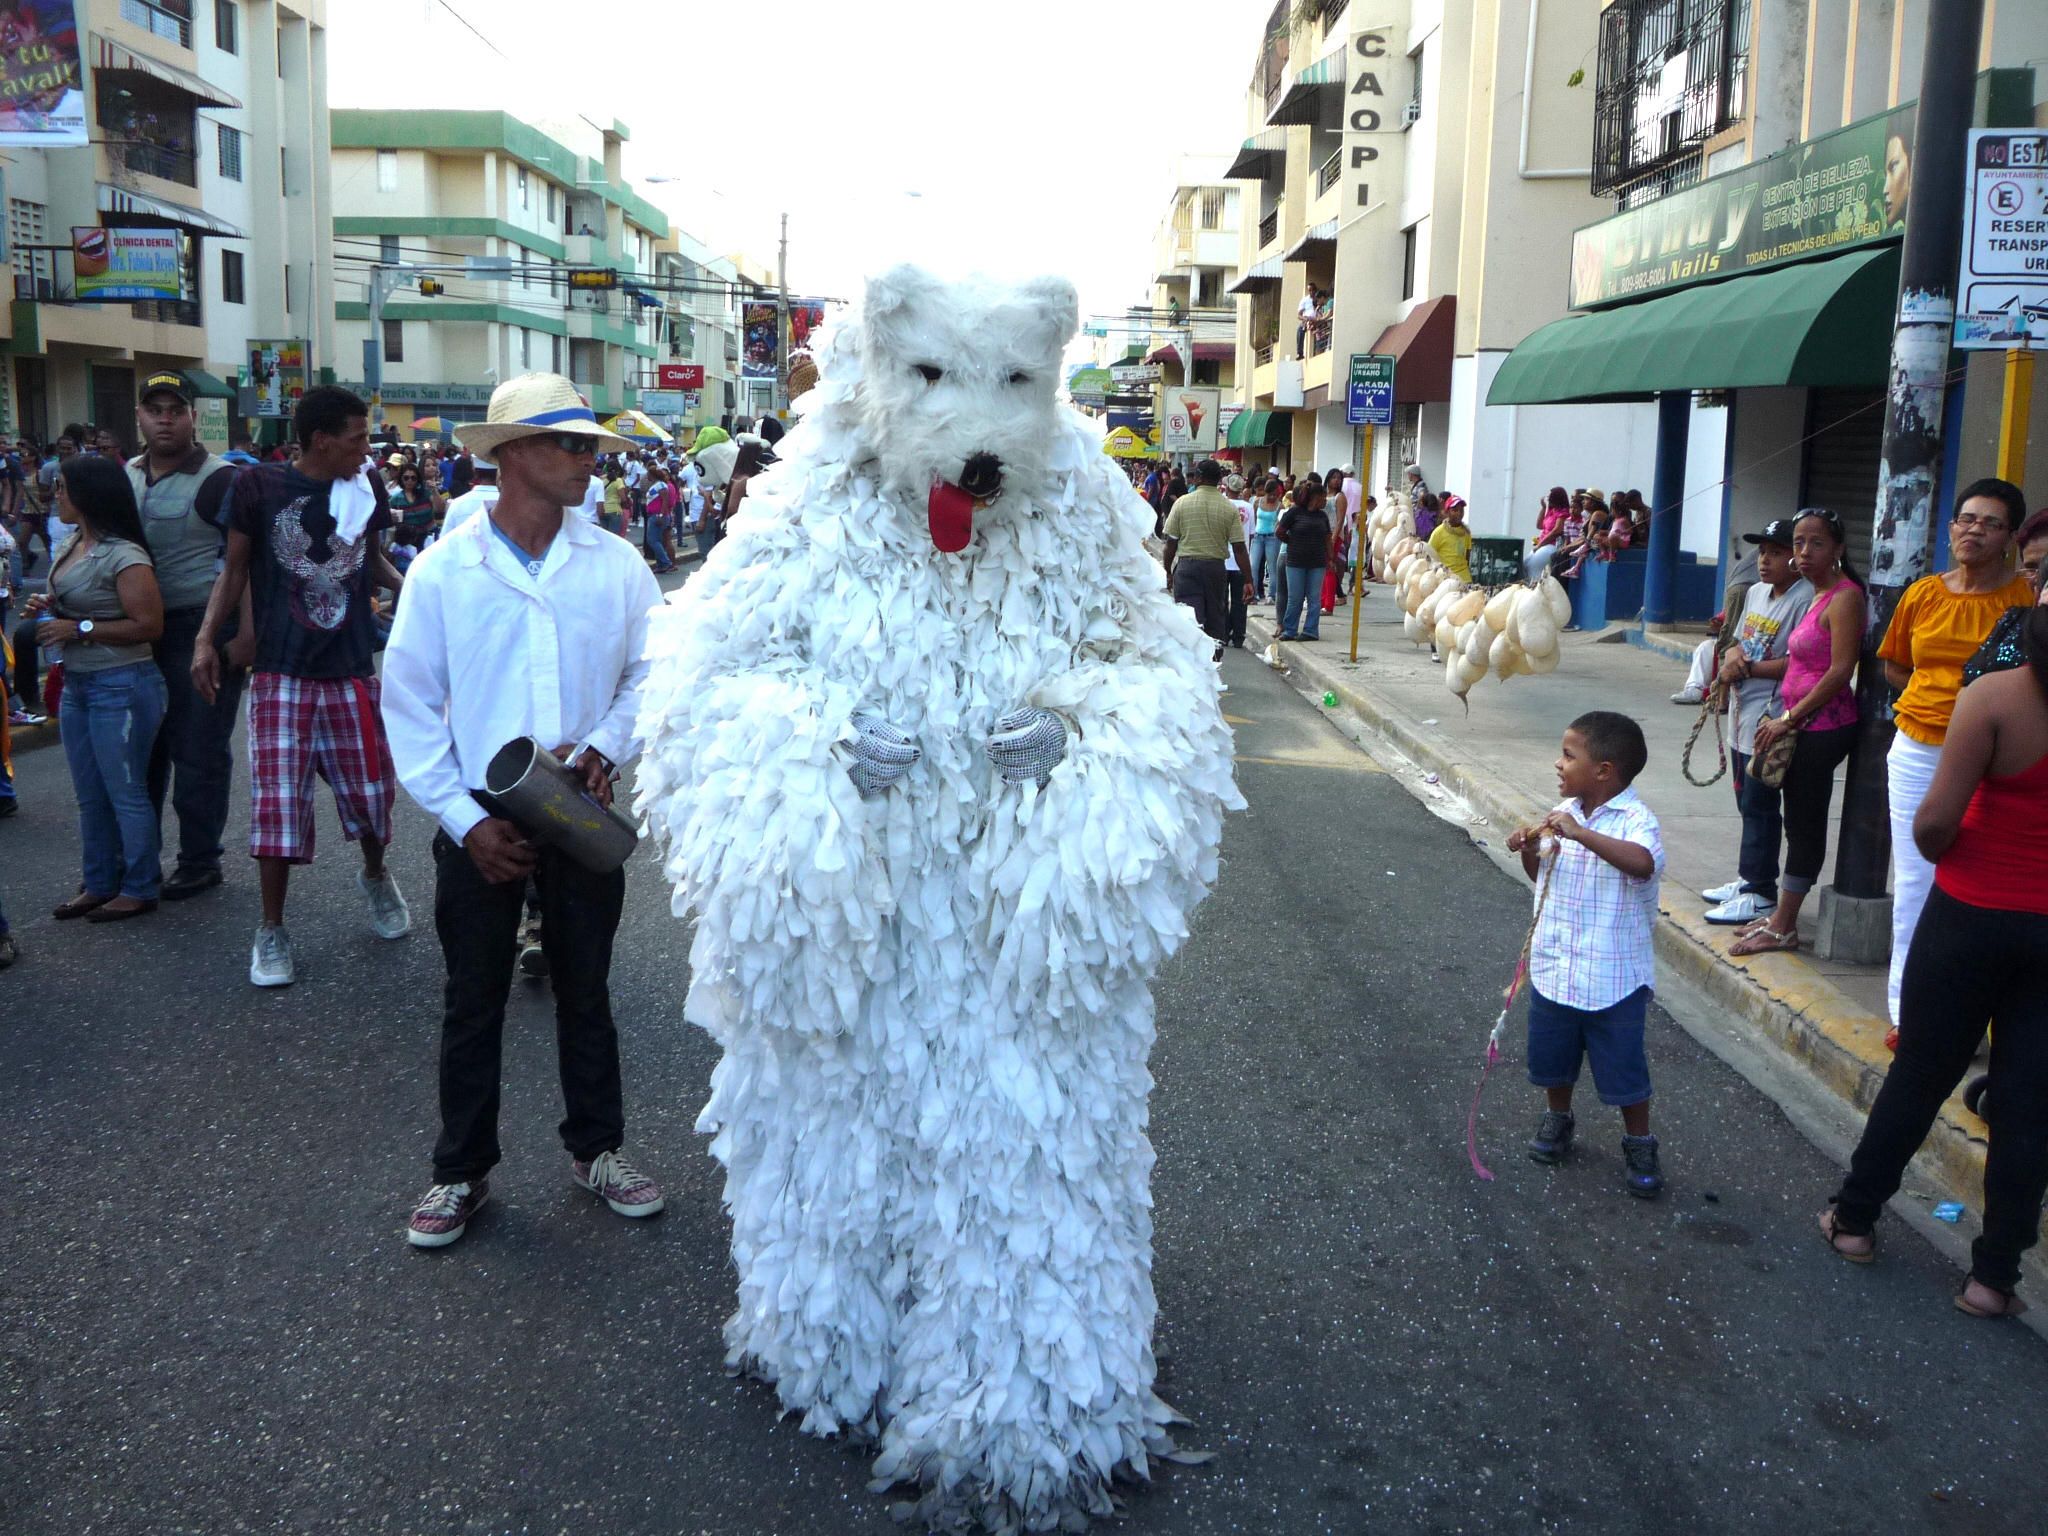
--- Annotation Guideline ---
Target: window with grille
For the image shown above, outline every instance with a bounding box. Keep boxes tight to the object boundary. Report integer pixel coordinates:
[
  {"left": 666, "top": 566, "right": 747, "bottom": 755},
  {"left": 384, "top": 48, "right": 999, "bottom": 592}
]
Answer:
[
  {"left": 217, "top": 123, "right": 241, "bottom": 180},
  {"left": 1199, "top": 189, "right": 1225, "bottom": 230},
  {"left": 221, "top": 247, "right": 244, "bottom": 304},
  {"left": 215, "top": 0, "right": 238, "bottom": 53},
  {"left": 1591, "top": 0, "right": 1751, "bottom": 199},
  {"left": 376, "top": 149, "right": 397, "bottom": 192},
  {"left": 383, "top": 319, "right": 403, "bottom": 363},
  {"left": 9, "top": 198, "right": 48, "bottom": 297}
]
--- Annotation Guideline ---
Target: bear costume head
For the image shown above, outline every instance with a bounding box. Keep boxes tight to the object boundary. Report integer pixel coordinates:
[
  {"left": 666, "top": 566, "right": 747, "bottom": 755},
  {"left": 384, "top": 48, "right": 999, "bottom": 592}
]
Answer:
[{"left": 826, "top": 264, "right": 1079, "bottom": 551}]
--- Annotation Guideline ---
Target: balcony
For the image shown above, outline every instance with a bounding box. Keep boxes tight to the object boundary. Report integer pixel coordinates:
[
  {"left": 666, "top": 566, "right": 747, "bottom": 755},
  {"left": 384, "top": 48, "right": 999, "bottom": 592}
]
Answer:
[
  {"left": 1254, "top": 343, "right": 1274, "bottom": 368},
  {"left": 1258, "top": 209, "right": 1279, "bottom": 249},
  {"left": 1302, "top": 350, "right": 1333, "bottom": 398},
  {"left": 1316, "top": 151, "right": 1342, "bottom": 198},
  {"left": 1591, "top": 0, "right": 1749, "bottom": 198},
  {"left": 120, "top": 0, "right": 193, "bottom": 48},
  {"left": 108, "top": 138, "right": 197, "bottom": 188}
]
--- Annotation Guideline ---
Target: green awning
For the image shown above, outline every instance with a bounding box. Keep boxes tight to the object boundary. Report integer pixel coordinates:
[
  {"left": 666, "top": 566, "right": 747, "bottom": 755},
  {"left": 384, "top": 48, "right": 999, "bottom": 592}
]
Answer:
[
  {"left": 1226, "top": 409, "right": 1291, "bottom": 448},
  {"left": 1268, "top": 47, "right": 1345, "bottom": 127},
  {"left": 1225, "top": 129, "right": 1287, "bottom": 182},
  {"left": 184, "top": 368, "right": 235, "bottom": 399},
  {"left": 1487, "top": 244, "right": 1902, "bottom": 406}
]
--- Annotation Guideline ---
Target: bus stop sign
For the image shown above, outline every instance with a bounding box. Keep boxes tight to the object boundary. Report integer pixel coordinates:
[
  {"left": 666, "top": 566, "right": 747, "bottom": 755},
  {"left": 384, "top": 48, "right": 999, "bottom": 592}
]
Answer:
[{"left": 1347, "top": 354, "right": 1395, "bottom": 426}]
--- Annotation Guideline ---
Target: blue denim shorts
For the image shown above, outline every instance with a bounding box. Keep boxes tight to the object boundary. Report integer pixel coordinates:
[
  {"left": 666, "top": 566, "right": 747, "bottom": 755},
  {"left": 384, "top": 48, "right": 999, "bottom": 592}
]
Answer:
[{"left": 1526, "top": 985, "right": 1653, "bottom": 1106}]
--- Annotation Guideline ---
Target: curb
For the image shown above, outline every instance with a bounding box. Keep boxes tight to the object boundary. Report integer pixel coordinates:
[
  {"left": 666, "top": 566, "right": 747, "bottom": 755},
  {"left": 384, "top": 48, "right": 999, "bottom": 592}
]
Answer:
[{"left": 1245, "top": 608, "right": 2042, "bottom": 1282}]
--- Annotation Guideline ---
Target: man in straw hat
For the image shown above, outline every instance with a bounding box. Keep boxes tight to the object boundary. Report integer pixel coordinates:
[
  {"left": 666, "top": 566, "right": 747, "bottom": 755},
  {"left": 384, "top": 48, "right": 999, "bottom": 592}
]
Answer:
[
  {"left": 194, "top": 386, "right": 411, "bottom": 987},
  {"left": 380, "top": 373, "right": 666, "bottom": 1249}
]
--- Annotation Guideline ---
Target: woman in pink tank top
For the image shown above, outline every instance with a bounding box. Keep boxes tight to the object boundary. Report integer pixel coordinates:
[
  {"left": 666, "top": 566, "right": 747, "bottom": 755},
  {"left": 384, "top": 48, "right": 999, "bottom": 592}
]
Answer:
[{"left": 1729, "top": 511, "right": 1865, "bottom": 958}]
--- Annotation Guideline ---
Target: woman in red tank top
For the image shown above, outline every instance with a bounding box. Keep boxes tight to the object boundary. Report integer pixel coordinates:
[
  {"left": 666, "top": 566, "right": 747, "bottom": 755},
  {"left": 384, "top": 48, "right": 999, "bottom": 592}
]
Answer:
[{"left": 1820, "top": 578, "right": 2048, "bottom": 1320}]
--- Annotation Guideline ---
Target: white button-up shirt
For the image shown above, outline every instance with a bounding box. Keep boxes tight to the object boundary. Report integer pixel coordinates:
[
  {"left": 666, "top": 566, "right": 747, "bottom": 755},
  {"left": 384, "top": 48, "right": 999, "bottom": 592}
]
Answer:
[
  {"left": 381, "top": 504, "right": 663, "bottom": 843},
  {"left": 1528, "top": 786, "right": 1665, "bottom": 1012}
]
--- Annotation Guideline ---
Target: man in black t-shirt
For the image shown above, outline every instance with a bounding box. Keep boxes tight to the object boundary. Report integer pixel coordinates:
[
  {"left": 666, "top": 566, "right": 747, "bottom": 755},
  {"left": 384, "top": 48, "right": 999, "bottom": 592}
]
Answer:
[{"left": 195, "top": 387, "right": 411, "bottom": 988}]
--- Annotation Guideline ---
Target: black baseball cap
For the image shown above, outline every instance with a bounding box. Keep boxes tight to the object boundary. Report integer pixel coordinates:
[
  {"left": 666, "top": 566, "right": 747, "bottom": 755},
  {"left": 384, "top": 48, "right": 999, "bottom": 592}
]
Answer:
[
  {"left": 1743, "top": 517, "right": 1798, "bottom": 550},
  {"left": 139, "top": 369, "right": 195, "bottom": 406}
]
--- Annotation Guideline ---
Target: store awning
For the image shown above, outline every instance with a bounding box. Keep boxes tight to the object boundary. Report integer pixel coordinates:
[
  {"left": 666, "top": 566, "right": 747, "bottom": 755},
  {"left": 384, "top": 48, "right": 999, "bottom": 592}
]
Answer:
[
  {"left": 1487, "top": 244, "right": 1901, "bottom": 406},
  {"left": 1225, "top": 129, "right": 1288, "bottom": 182},
  {"left": 1228, "top": 257, "right": 1283, "bottom": 295},
  {"left": 1225, "top": 409, "right": 1291, "bottom": 448},
  {"left": 1283, "top": 218, "right": 1338, "bottom": 264},
  {"left": 183, "top": 368, "right": 235, "bottom": 399},
  {"left": 1267, "top": 47, "right": 1344, "bottom": 127},
  {"left": 91, "top": 33, "right": 242, "bottom": 109},
  {"left": 1145, "top": 340, "right": 1234, "bottom": 365},
  {"left": 1370, "top": 294, "right": 1457, "bottom": 405},
  {"left": 97, "top": 183, "right": 246, "bottom": 240}
]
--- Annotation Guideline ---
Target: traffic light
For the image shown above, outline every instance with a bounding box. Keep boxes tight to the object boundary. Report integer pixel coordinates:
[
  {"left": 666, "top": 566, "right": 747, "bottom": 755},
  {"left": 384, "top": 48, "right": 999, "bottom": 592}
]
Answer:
[{"left": 419, "top": 278, "right": 445, "bottom": 297}]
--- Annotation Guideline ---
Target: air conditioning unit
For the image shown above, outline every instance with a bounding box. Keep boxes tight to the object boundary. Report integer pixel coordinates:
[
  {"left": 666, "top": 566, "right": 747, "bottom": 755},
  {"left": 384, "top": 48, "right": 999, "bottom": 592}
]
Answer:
[{"left": 1402, "top": 99, "right": 1422, "bottom": 127}]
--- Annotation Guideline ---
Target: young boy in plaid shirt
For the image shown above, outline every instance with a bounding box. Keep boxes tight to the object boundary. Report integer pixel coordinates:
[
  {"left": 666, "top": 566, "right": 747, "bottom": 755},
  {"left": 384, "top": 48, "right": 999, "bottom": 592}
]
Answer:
[{"left": 1505, "top": 711, "right": 1668, "bottom": 1197}]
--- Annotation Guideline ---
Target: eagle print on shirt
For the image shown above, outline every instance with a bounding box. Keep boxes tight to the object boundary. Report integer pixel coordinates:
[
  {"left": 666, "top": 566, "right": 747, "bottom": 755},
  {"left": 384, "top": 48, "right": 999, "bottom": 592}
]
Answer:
[{"left": 271, "top": 496, "right": 366, "bottom": 631}]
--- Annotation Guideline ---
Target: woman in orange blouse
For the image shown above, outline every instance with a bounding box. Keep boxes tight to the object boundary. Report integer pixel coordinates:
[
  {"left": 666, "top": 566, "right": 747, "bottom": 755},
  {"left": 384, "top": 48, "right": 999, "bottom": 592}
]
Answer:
[{"left": 1876, "top": 477, "right": 2034, "bottom": 1041}]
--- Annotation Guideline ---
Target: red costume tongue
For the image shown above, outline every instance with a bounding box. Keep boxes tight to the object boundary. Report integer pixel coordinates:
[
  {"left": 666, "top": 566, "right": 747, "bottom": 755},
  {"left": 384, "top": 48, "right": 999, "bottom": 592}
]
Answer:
[{"left": 928, "top": 480, "right": 974, "bottom": 552}]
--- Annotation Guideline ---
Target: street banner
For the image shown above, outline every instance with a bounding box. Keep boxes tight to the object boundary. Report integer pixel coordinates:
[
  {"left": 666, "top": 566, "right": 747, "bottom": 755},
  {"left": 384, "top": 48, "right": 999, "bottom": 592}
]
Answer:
[
  {"left": 1569, "top": 102, "right": 1917, "bottom": 309},
  {"left": 1346, "top": 354, "right": 1395, "bottom": 426},
  {"left": 787, "top": 299, "right": 824, "bottom": 355},
  {"left": 0, "top": 1, "right": 85, "bottom": 148},
  {"left": 1954, "top": 129, "right": 2048, "bottom": 348},
  {"left": 741, "top": 302, "right": 778, "bottom": 378},
  {"left": 1161, "top": 387, "right": 1219, "bottom": 453},
  {"left": 71, "top": 227, "right": 181, "bottom": 301},
  {"left": 247, "top": 339, "right": 306, "bottom": 419},
  {"left": 657, "top": 363, "right": 705, "bottom": 390}
]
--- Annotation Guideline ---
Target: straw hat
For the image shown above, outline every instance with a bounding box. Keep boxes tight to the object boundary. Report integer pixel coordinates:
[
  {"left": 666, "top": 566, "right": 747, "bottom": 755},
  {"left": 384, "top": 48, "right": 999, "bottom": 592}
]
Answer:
[{"left": 453, "top": 372, "right": 634, "bottom": 464}]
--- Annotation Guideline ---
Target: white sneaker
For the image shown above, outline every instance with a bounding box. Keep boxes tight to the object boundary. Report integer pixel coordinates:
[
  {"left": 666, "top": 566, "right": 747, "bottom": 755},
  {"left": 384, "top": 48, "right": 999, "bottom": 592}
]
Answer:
[
  {"left": 250, "top": 923, "right": 295, "bottom": 987},
  {"left": 359, "top": 869, "right": 411, "bottom": 939},
  {"left": 1704, "top": 892, "right": 1773, "bottom": 925},
  {"left": 1701, "top": 878, "right": 1746, "bottom": 903},
  {"left": 1671, "top": 685, "right": 1705, "bottom": 705}
]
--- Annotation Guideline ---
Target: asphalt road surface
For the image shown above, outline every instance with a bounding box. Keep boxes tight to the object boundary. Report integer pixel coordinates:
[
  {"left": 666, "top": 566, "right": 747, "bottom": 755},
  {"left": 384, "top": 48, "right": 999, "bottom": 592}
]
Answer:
[{"left": 3, "top": 640, "right": 2046, "bottom": 1535}]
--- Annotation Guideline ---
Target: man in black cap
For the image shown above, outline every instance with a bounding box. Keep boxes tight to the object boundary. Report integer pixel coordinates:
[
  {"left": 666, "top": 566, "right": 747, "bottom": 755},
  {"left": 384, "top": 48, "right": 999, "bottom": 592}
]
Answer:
[{"left": 128, "top": 369, "right": 252, "bottom": 900}]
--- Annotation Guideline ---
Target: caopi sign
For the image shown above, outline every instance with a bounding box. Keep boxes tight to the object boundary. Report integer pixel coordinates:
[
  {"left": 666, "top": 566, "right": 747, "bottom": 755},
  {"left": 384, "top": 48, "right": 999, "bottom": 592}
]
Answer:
[{"left": 1345, "top": 26, "right": 1399, "bottom": 214}]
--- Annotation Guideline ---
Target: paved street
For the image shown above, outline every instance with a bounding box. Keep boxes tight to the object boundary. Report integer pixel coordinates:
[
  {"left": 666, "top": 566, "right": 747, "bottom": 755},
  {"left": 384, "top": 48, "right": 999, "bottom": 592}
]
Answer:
[{"left": 4, "top": 641, "right": 2047, "bottom": 1535}]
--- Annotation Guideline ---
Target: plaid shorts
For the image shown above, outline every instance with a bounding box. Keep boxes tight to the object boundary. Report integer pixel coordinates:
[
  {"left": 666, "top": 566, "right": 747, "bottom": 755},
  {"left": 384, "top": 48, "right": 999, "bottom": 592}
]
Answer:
[{"left": 248, "top": 672, "right": 395, "bottom": 864}]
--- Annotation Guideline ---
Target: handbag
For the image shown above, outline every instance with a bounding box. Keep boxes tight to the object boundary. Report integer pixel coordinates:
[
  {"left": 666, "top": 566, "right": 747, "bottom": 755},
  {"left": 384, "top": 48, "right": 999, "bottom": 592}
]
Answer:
[{"left": 1750, "top": 707, "right": 1798, "bottom": 789}]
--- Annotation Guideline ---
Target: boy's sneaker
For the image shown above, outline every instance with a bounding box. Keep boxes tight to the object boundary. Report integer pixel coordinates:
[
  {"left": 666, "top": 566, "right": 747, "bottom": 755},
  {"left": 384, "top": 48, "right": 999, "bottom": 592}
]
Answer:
[
  {"left": 407, "top": 1179, "right": 489, "bottom": 1248},
  {"left": 1700, "top": 878, "right": 1747, "bottom": 903},
  {"left": 249, "top": 923, "right": 295, "bottom": 987},
  {"left": 359, "top": 870, "right": 411, "bottom": 939},
  {"left": 1528, "top": 1110, "right": 1576, "bottom": 1165},
  {"left": 1622, "top": 1134, "right": 1663, "bottom": 1198},
  {"left": 0, "top": 932, "right": 18, "bottom": 969},
  {"left": 1704, "top": 891, "right": 1773, "bottom": 925},
  {"left": 571, "top": 1150, "right": 666, "bottom": 1218}
]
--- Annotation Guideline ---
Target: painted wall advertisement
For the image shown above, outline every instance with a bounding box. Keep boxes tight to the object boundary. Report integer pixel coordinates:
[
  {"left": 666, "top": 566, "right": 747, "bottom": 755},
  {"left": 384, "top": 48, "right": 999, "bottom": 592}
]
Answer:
[
  {"left": 72, "top": 227, "right": 181, "bottom": 301},
  {"left": 248, "top": 340, "right": 307, "bottom": 419},
  {"left": 1569, "top": 102, "right": 1917, "bottom": 309},
  {"left": 1161, "top": 386, "right": 1219, "bottom": 454},
  {"left": 0, "top": 1, "right": 84, "bottom": 148}
]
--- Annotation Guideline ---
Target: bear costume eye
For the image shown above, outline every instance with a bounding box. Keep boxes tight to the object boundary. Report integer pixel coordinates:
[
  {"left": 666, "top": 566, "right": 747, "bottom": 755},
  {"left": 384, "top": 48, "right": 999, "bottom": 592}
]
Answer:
[
  {"left": 1007, "top": 371, "right": 1030, "bottom": 385},
  {"left": 914, "top": 364, "right": 943, "bottom": 384}
]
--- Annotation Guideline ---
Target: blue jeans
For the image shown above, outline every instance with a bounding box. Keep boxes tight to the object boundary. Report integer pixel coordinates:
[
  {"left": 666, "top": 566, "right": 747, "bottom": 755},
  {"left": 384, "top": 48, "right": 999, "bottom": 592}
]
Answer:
[
  {"left": 1730, "top": 750, "right": 1782, "bottom": 904},
  {"left": 60, "top": 661, "right": 168, "bottom": 900},
  {"left": 1280, "top": 564, "right": 1325, "bottom": 637},
  {"left": 1249, "top": 532, "right": 1279, "bottom": 598}
]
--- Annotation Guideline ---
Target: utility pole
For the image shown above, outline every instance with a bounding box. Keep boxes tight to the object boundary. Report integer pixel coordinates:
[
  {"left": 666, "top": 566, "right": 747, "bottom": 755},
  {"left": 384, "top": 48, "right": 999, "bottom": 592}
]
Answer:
[
  {"left": 776, "top": 212, "right": 789, "bottom": 419},
  {"left": 1816, "top": 0, "right": 1984, "bottom": 962}
]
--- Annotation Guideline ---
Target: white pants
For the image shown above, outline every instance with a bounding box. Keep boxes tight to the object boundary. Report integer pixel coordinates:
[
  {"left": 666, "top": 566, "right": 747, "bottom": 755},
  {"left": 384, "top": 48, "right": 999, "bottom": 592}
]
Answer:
[
  {"left": 1685, "top": 639, "right": 1718, "bottom": 694},
  {"left": 1886, "top": 732, "right": 1943, "bottom": 1027}
]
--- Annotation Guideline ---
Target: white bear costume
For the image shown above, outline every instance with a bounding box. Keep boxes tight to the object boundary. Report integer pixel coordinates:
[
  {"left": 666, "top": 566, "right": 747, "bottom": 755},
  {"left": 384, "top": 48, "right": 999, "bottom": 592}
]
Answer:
[{"left": 636, "top": 266, "right": 1242, "bottom": 1532}]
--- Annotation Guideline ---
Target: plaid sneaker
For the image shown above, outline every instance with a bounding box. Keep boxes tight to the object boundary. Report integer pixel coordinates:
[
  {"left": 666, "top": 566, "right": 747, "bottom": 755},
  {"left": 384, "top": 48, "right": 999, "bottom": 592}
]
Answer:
[
  {"left": 407, "top": 1179, "right": 489, "bottom": 1248},
  {"left": 571, "top": 1150, "right": 665, "bottom": 1218}
]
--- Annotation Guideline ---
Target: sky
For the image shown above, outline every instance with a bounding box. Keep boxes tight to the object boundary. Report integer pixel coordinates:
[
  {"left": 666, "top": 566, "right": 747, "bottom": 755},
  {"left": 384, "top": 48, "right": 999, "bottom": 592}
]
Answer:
[{"left": 328, "top": 0, "right": 1266, "bottom": 335}]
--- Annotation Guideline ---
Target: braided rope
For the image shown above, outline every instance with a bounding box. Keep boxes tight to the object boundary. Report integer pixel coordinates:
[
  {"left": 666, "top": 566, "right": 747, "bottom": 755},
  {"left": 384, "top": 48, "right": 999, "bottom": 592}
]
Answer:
[{"left": 1681, "top": 689, "right": 1728, "bottom": 788}]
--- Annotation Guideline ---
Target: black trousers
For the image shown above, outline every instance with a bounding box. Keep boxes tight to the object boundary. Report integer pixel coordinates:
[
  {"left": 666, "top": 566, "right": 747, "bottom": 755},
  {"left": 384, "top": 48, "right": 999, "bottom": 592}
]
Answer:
[
  {"left": 1835, "top": 886, "right": 2048, "bottom": 1293},
  {"left": 1226, "top": 564, "right": 1248, "bottom": 644},
  {"left": 1172, "top": 557, "right": 1229, "bottom": 642},
  {"left": 1777, "top": 722, "right": 1854, "bottom": 890},
  {"left": 149, "top": 605, "right": 247, "bottom": 875},
  {"left": 430, "top": 831, "right": 627, "bottom": 1183}
]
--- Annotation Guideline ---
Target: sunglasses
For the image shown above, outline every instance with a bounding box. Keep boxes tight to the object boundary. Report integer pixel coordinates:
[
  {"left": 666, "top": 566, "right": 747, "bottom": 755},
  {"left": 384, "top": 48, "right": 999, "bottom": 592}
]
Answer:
[{"left": 532, "top": 431, "right": 597, "bottom": 456}]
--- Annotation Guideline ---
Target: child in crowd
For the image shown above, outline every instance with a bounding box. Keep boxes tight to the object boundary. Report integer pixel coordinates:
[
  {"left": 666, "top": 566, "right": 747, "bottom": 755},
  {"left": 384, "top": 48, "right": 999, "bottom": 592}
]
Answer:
[{"left": 1505, "top": 711, "right": 1668, "bottom": 1196}]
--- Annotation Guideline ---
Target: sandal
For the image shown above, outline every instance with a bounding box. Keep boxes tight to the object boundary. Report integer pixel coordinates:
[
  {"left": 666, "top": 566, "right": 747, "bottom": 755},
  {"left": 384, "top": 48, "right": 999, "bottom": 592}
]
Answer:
[
  {"left": 53, "top": 893, "right": 113, "bottom": 921},
  {"left": 1955, "top": 1279, "right": 2029, "bottom": 1319},
  {"left": 1730, "top": 924, "right": 1799, "bottom": 957},
  {"left": 1818, "top": 1209, "right": 1875, "bottom": 1264}
]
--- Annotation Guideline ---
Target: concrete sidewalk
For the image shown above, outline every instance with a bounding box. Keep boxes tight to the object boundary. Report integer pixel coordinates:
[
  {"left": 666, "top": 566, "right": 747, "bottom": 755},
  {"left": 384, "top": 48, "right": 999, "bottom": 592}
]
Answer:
[{"left": 1241, "top": 580, "right": 2029, "bottom": 1284}]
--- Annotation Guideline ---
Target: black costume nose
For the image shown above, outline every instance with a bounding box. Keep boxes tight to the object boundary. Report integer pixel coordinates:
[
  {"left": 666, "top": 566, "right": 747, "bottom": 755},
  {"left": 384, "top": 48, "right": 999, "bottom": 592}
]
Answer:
[{"left": 958, "top": 453, "right": 1003, "bottom": 502}]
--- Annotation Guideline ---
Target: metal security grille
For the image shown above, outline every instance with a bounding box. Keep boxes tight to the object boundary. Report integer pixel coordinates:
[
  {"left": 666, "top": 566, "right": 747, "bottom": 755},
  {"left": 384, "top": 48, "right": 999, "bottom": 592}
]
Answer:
[
  {"left": 1591, "top": 0, "right": 1750, "bottom": 199},
  {"left": 1799, "top": 388, "right": 1884, "bottom": 581}
]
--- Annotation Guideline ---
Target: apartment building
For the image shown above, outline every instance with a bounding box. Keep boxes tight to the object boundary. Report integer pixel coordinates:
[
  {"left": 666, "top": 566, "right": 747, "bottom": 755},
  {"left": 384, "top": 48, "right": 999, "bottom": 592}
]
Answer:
[
  {"left": 649, "top": 228, "right": 741, "bottom": 435},
  {"left": 1144, "top": 157, "right": 1240, "bottom": 454},
  {"left": 1488, "top": 0, "right": 2045, "bottom": 622},
  {"left": 328, "top": 109, "right": 669, "bottom": 429},
  {"left": 2, "top": 0, "right": 332, "bottom": 450}
]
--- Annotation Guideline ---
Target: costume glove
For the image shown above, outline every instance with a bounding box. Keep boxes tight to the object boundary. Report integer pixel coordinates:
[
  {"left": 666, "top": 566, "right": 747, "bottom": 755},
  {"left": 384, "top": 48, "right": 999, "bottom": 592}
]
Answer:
[
  {"left": 846, "top": 713, "right": 921, "bottom": 798},
  {"left": 986, "top": 707, "right": 1068, "bottom": 787}
]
